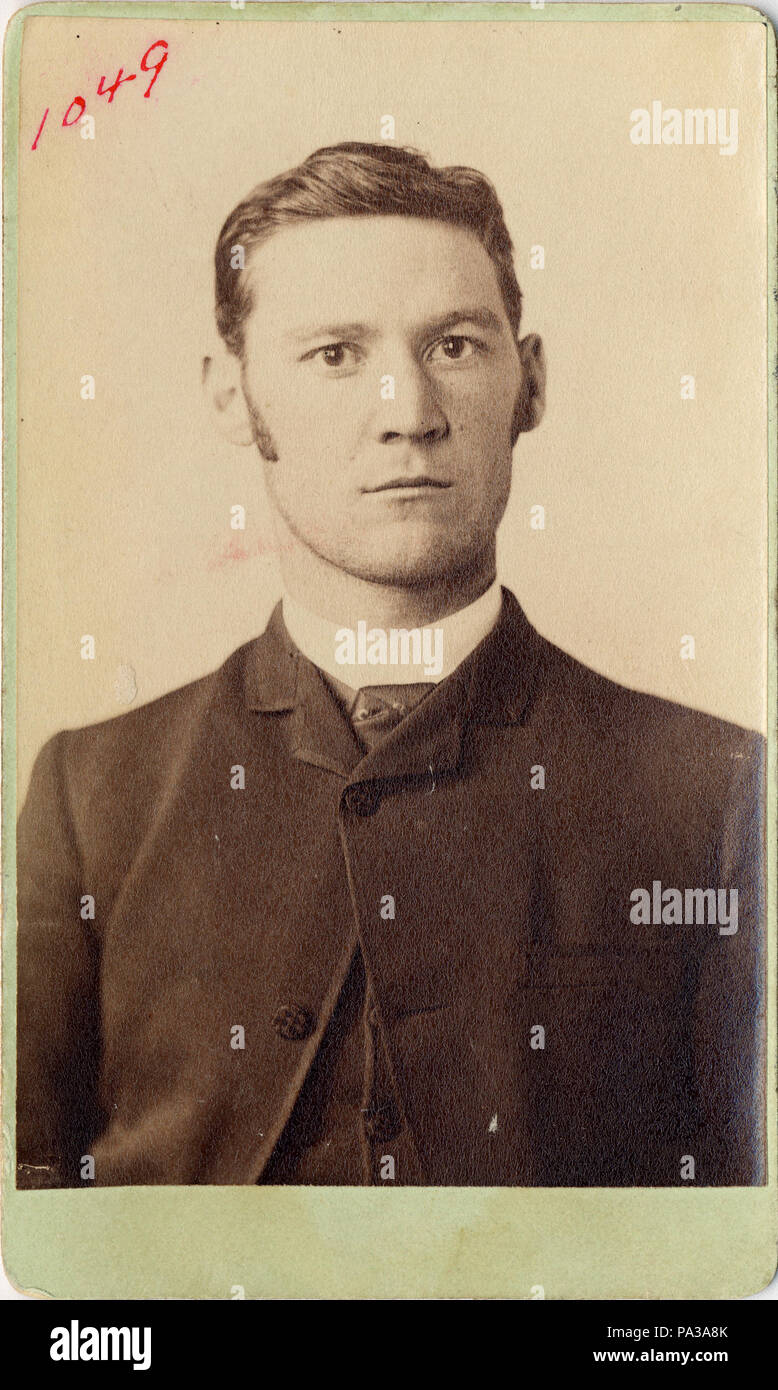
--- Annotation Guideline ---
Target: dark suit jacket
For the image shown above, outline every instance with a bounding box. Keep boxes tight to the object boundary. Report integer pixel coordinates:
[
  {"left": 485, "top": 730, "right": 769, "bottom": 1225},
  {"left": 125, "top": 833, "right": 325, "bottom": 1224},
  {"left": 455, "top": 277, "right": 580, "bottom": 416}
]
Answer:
[{"left": 16, "top": 589, "right": 766, "bottom": 1187}]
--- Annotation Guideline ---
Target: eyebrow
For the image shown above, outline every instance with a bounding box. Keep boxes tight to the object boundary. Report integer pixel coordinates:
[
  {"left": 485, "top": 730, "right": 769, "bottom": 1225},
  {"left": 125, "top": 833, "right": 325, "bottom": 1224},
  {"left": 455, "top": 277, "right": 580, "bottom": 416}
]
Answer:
[
  {"left": 287, "top": 321, "right": 375, "bottom": 345},
  {"left": 285, "top": 306, "right": 505, "bottom": 345},
  {"left": 424, "top": 307, "right": 504, "bottom": 335}
]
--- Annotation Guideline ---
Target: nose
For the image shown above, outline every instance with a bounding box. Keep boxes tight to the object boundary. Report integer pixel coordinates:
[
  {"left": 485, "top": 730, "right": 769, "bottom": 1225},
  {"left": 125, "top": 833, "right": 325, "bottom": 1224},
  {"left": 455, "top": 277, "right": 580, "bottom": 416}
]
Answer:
[{"left": 375, "top": 357, "right": 449, "bottom": 445}]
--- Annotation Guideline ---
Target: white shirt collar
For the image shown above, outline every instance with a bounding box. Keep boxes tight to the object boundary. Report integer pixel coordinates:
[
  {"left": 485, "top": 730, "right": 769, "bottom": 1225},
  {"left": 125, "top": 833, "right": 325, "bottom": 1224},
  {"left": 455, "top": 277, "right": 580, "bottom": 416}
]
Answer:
[{"left": 282, "top": 580, "right": 503, "bottom": 687}]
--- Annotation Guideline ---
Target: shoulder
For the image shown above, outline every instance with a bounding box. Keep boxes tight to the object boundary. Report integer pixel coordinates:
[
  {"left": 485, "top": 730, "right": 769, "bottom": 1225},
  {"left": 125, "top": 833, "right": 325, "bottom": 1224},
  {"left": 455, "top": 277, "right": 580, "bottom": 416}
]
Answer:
[
  {"left": 531, "top": 626, "right": 763, "bottom": 794},
  {"left": 498, "top": 588, "right": 760, "bottom": 760},
  {"left": 552, "top": 635, "right": 757, "bottom": 743},
  {"left": 30, "top": 636, "right": 260, "bottom": 799}
]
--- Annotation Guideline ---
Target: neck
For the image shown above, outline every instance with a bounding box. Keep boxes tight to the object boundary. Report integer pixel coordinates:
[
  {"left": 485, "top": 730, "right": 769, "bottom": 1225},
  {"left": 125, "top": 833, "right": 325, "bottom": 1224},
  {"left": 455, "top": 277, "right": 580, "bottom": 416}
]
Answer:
[{"left": 275, "top": 516, "right": 496, "bottom": 628}]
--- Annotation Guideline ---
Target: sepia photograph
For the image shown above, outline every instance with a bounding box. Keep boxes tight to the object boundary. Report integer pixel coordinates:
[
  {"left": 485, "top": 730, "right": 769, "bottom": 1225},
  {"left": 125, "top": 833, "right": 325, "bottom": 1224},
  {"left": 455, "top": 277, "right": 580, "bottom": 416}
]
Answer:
[{"left": 3, "top": 1, "right": 775, "bottom": 1301}]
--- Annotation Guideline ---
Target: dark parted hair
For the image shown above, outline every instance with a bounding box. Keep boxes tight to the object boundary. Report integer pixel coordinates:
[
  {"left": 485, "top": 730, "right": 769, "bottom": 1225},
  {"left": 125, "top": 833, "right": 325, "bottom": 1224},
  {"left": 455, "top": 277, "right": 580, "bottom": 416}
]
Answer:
[{"left": 214, "top": 141, "right": 523, "bottom": 359}]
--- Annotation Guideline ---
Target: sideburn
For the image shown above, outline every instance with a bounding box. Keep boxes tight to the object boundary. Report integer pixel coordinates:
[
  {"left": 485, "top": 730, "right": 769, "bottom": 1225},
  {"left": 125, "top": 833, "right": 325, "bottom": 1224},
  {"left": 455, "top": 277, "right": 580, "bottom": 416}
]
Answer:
[{"left": 240, "top": 365, "right": 280, "bottom": 463}]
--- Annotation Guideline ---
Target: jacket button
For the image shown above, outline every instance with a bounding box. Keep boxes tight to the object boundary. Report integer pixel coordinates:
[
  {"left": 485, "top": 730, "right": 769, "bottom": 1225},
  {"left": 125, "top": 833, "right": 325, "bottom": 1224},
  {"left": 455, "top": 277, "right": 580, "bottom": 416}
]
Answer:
[
  {"left": 272, "top": 1004, "right": 314, "bottom": 1041},
  {"left": 363, "top": 1101, "right": 401, "bottom": 1144},
  {"left": 343, "top": 783, "right": 381, "bottom": 816}
]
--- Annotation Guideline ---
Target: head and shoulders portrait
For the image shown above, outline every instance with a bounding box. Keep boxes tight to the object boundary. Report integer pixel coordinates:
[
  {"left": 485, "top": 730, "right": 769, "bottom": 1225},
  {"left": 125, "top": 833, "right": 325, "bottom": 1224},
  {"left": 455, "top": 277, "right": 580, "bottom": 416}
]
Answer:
[{"left": 14, "top": 124, "right": 767, "bottom": 1192}]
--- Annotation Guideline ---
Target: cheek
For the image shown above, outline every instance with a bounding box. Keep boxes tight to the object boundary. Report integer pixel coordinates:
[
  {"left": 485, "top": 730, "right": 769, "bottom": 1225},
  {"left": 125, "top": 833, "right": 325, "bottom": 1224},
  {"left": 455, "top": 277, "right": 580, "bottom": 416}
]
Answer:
[
  {"left": 448, "top": 380, "right": 515, "bottom": 508},
  {"left": 453, "top": 366, "right": 519, "bottom": 434},
  {"left": 448, "top": 390, "right": 516, "bottom": 473},
  {"left": 260, "top": 392, "right": 357, "bottom": 519},
  {"left": 264, "top": 381, "right": 364, "bottom": 465}
]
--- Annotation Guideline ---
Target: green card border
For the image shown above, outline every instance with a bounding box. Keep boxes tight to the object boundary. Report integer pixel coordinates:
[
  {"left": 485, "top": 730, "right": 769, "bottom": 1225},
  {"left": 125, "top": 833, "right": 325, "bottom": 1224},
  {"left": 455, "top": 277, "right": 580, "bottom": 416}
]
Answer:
[{"left": 2, "top": 2, "right": 777, "bottom": 1300}]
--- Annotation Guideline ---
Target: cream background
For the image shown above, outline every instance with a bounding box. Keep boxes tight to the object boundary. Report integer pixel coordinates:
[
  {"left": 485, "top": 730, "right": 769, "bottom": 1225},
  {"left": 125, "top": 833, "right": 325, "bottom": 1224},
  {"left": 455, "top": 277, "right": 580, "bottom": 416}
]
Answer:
[{"left": 14, "top": 12, "right": 769, "bottom": 799}]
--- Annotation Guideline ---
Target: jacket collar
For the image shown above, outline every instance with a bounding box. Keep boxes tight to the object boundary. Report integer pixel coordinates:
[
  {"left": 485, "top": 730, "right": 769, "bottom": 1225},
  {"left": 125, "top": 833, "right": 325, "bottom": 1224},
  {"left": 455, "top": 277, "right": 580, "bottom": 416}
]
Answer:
[{"left": 243, "top": 587, "right": 547, "bottom": 781}]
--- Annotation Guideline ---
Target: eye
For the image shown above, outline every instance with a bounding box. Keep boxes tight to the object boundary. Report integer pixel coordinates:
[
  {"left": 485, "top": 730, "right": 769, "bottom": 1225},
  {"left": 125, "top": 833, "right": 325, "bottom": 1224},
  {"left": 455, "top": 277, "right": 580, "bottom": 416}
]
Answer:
[
  {"left": 303, "top": 342, "right": 362, "bottom": 370},
  {"left": 427, "top": 335, "right": 481, "bottom": 363}
]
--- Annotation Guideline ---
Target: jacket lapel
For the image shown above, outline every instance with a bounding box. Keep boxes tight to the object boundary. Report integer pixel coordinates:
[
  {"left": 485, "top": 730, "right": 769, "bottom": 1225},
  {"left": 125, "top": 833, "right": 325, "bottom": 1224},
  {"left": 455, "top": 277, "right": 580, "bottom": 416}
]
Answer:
[{"left": 245, "top": 602, "right": 364, "bottom": 778}]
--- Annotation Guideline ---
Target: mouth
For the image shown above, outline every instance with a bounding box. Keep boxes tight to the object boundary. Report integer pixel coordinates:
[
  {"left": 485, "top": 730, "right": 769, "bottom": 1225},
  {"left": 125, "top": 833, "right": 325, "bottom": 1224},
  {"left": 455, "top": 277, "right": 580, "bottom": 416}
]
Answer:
[{"left": 364, "top": 477, "right": 452, "bottom": 494}]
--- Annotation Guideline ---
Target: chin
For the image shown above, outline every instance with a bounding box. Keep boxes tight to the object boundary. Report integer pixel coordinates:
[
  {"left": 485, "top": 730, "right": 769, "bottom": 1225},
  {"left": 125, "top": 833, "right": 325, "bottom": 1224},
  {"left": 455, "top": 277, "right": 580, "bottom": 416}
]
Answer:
[{"left": 339, "top": 542, "right": 489, "bottom": 591}]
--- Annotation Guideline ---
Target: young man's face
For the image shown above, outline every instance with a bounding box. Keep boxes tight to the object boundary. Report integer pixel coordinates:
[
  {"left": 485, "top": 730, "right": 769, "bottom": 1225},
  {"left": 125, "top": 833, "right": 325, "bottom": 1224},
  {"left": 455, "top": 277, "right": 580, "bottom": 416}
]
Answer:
[{"left": 235, "top": 214, "right": 540, "bottom": 589}]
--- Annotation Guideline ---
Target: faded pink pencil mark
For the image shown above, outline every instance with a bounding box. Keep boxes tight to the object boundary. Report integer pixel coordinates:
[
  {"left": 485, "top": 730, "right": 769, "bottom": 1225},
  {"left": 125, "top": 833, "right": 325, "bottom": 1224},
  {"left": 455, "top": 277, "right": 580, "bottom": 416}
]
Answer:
[{"left": 207, "top": 536, "right": 297, "bottom": 572}]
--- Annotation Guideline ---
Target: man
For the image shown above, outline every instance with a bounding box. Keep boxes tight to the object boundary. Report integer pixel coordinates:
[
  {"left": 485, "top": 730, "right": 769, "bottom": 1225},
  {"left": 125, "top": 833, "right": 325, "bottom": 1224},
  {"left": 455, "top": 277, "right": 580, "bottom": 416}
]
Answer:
[{"left": 16, "top": 142, "right": 765, "bottom": 1188}]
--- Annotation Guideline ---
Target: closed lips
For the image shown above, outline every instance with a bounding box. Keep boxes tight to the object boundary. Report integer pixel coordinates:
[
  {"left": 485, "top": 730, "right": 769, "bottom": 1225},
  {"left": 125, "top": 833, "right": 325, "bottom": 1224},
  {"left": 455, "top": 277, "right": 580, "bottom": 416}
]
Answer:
[{"left": 366, "top": 477, "right": 451, "bottom": 491}]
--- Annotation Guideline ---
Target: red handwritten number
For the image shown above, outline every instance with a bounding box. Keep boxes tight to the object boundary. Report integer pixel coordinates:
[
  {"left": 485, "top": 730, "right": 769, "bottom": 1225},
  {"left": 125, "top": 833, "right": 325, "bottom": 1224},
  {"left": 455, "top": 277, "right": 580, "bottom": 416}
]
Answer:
[
  {"left": 96, "top": 69, "right": 137, "bottom": 103},
  {"left": 32, "top": 108, "right": 49, "bottom": 150},
  {"left": 62, "top": 96, "right": 86, "bottom": 128},
  {"left": 34, "top": 39, "right": 167, "bottom": 150},
  {"left": 140, "top": 40, "right": 168, "bottom": 98}
]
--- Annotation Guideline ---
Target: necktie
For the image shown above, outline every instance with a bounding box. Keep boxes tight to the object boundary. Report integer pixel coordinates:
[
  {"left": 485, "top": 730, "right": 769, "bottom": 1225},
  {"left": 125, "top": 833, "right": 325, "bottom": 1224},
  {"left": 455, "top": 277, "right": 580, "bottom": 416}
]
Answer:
[{"left": 350, "top": 683, "right": 435, "bottom": 751}]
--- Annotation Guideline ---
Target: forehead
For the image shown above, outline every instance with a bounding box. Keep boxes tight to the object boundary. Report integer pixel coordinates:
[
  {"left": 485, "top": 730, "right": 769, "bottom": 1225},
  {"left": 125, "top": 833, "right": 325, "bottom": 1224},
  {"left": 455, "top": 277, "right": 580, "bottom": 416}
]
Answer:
[{"left": 242, "top": 215, "right": 508, "bottom": 336}]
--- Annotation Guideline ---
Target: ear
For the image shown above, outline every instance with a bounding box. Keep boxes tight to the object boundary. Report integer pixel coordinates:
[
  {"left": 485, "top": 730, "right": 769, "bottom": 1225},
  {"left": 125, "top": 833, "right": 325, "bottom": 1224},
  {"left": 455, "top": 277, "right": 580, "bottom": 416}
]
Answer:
[
  {"left": 512, "top": 332, "right": 546, "bottom": 438},
  {"left": 202, "top": 343, "right": 256, "bottom": 446}
]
